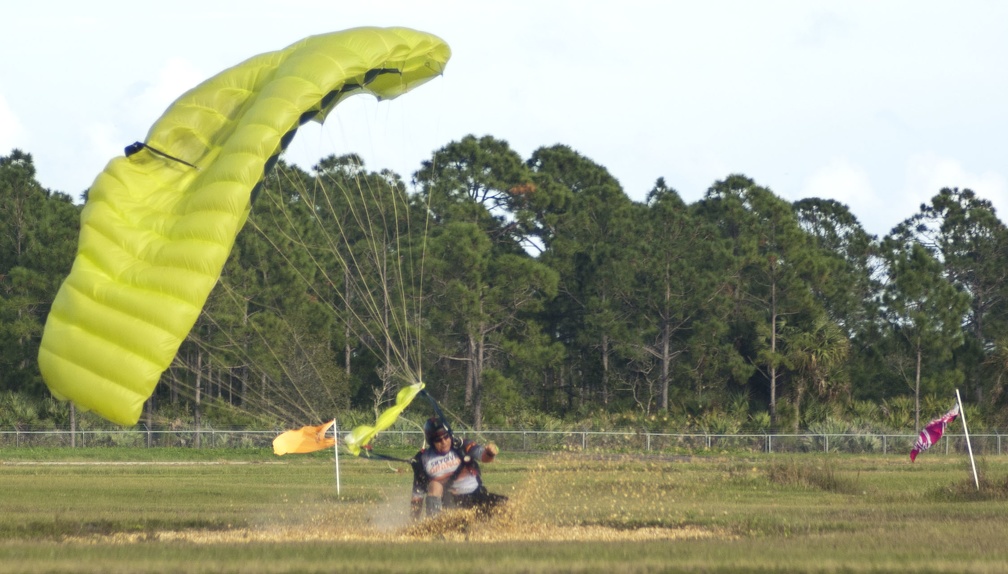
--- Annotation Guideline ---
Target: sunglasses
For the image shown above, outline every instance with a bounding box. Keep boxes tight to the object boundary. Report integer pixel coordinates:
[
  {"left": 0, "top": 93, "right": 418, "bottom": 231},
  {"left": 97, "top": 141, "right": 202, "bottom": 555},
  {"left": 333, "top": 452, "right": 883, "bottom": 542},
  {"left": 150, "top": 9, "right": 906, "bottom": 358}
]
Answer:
[{"left": 433, "top": 434, "right": 451, "bottom": 443}]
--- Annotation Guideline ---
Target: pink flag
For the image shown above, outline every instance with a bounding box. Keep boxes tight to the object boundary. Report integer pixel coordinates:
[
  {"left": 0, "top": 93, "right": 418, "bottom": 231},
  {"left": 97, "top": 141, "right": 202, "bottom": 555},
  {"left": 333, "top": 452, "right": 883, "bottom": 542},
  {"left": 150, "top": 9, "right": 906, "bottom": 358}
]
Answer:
[{"left": 910, "top": 404, "right": 960, "bottom": 462}]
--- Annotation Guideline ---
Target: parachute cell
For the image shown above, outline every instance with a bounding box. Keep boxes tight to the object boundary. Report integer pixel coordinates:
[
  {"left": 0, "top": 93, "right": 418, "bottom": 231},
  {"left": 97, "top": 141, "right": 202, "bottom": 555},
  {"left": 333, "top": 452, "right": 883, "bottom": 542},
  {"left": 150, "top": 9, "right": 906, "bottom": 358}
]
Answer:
[{"left": 37, "top": 28, "right": 451, "bottom": 425}]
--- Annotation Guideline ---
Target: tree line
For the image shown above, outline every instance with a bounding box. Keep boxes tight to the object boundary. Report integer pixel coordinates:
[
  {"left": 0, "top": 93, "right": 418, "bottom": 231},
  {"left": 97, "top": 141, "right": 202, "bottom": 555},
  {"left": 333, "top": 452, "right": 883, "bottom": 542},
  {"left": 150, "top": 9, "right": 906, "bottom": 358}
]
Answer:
[{"left": 2, "top": 138, "right": 1007, "bottom": 433}]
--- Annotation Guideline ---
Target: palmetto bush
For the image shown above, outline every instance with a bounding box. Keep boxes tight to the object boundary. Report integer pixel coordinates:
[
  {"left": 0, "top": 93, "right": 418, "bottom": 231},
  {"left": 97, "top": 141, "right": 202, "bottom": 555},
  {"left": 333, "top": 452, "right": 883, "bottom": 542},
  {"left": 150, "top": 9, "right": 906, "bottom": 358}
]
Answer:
[
  {"left": 0, "top": 392, "right": 40, "bottom": 430},
  {"left": 807, "top": 417, "right": 882, "bottom": 453}
]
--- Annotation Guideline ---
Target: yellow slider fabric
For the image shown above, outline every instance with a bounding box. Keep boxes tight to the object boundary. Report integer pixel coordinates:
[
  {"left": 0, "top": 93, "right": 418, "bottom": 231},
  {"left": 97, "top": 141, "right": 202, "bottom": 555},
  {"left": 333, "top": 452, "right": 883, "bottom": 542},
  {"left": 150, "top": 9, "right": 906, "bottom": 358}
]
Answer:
[{"left": 344, "top": 383, "right": 424, "bottom": 455}]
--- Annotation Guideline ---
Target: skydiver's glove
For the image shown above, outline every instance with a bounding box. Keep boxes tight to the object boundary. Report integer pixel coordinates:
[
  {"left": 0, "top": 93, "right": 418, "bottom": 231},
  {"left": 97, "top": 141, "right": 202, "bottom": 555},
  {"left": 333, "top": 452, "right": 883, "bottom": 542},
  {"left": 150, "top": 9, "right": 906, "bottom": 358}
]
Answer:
[{"left": 484, "top": 442, "right": 499, "bottom": 461}]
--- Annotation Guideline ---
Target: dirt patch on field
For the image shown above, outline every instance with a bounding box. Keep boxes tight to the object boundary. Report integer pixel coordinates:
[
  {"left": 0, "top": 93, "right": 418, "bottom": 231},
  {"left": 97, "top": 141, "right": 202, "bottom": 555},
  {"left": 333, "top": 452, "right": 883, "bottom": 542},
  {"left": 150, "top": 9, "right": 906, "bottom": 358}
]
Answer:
[
  {"left": 64, "top": 501, "right": 722, "bottom": 545},
  {"left": 68, "top": 520, "right": 719, "bottom": 545},
  {"left": 53, "top": 455, "right": 730, "bottom": 546}
]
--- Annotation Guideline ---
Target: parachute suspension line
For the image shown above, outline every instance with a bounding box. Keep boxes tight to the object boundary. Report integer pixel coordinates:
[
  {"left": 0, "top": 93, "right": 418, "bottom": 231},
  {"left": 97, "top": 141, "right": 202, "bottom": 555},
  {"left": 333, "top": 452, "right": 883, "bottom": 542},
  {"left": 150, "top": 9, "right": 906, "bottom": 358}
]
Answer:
[
  {"left": 159, "top": 185, "right": 435, "bottom": 428},
  {"left": 307, "top": 168, "right": 413, "bottom": 378},
  {"left": 304, "top": 65, "right": 437, "bottom": 389},
  {"left": 312, "top": 163, "right": 425, "bottom": 384},
  {"left": 124, "top": 141, "right": 200, "bottom": 170},
  {"left": 182, "top": 281, "right": 337, "bottom": 424},
  {"left": 248, "top": 166, "right": 420, "bottom": 393},
  {"left": 174, "top": 170, "right": 361, "bottom": 425},
  {"left": 247, "top": 68, "right": 439, "bottom": 407},
  {"left": 183, "top": 74, "right": 442, "bottom": 427},
  {"left": 411, "top": 150, "right": 440, "bottom": 387},
  {"left": 388, "top": 173, "right": 415, "bottom": 380},
  {"left": 381, "top": 166, "right": 428, "bottom": 385},
  {"left": 243, "top": 180, "right": 397, "bottom": 392},
  {"left": 283, "top": 66, "right": 441, "bottom": 423},
  {"left": 177, "top": 138, "right": 436, "bottom": 427}
]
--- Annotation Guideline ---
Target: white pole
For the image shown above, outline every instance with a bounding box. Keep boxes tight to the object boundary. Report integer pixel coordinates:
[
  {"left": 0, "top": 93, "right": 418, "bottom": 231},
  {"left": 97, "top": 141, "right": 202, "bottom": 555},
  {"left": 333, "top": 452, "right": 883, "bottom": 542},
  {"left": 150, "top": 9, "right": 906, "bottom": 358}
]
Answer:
[
  {"left": 334, "top": 415, "right": 342, "bottom": 496},
  {"left": 955, "top": 389, "right": 979, "bottom": 490}
]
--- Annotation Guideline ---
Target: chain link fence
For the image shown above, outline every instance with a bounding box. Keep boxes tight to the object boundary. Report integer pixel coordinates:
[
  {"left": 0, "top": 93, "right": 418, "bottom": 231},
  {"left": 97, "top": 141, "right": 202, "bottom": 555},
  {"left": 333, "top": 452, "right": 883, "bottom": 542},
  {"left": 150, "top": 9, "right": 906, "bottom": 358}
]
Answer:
[{"left": 1, "top": 428, "right": 1004, "bottom": 456}]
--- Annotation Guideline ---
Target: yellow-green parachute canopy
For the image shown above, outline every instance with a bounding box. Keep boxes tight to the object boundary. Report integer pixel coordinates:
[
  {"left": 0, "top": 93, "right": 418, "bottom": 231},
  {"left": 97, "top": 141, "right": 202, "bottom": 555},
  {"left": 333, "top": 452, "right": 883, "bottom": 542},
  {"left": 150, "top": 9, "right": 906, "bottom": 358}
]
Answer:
[{"left": 37, "top": 28, "right": 450, "bottom": 426}]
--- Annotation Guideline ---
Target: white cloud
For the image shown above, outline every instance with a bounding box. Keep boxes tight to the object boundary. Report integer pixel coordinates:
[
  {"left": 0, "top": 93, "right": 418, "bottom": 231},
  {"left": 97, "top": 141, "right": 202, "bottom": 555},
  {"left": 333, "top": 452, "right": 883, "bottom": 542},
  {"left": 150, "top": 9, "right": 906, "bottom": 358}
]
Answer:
[
  {"left": 85, "top": 120, "right": 125, "bottom": 170},
  {"left": 5, "top": 3, "right": 1007, "bottom": 227},
  {"left": 903, "top": 153, "right": 1008, "bottom": 223},
  {"left": 121, "top": 58, "right": 206, "bottom": 133},
  {"left": 799, "top": 156, "right": 1008, "bottom": 238},
  {"left": 801, "top": 158, "right": 884, "bottom": 234},
  {"left": 64, "top": 57, "right": 208, "bottom": 187},
  {"left": 0, "top": 93, "right": 25, "bottom": 152}
]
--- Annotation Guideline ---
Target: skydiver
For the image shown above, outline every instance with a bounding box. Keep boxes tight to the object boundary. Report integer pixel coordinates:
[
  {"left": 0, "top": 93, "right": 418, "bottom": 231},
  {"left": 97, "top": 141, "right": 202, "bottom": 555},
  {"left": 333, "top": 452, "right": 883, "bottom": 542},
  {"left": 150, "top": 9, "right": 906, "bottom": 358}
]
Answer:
[{"left": 409, "top": 416, "right": 508, "bottom": 519}]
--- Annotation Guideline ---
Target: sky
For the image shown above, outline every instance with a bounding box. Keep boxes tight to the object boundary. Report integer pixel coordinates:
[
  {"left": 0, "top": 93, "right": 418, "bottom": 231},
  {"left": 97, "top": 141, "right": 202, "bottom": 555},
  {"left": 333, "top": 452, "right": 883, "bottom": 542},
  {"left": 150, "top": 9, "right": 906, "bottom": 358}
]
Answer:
[{"left": 2, "top": 1, "right": 1006, "bottom": 238}]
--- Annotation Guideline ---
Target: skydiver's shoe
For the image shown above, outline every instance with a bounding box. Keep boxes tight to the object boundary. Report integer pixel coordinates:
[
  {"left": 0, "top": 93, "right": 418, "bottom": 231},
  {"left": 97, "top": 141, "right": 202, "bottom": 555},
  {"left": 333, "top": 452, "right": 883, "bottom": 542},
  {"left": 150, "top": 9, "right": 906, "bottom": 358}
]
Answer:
[{"left": 425, "top": 495, "right": 442, "bottom": 517}]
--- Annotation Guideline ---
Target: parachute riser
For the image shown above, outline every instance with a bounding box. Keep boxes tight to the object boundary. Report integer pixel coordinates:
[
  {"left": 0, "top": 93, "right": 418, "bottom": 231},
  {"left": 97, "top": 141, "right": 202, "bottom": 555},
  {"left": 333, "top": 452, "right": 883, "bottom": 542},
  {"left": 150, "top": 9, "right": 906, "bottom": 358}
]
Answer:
[{"left": 419, "top": 389, "right": 452, "bottom": 440}]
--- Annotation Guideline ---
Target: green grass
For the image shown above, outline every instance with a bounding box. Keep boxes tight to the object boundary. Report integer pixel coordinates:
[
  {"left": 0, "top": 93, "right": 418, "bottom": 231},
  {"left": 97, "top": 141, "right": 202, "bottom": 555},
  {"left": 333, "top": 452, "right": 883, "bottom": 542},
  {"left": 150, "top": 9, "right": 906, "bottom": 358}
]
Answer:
[{"left": 1, "top": 448, "right": 1007, "bottom": 572}]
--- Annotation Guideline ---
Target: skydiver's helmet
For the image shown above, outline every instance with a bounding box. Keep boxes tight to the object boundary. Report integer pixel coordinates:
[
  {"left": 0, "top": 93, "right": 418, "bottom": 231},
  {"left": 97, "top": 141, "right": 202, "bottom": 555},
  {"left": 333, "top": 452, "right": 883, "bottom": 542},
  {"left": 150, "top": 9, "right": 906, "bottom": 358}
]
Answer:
[{"left": 424, "top": 416, "right": 451, "bottom": 446}]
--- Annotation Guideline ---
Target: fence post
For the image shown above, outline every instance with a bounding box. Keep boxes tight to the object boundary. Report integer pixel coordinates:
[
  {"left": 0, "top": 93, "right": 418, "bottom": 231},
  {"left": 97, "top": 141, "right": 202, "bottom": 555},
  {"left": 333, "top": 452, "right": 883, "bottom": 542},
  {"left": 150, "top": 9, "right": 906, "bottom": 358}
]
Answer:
[{"left": 582, "top": 432, "right": 587, "bottom": 450}]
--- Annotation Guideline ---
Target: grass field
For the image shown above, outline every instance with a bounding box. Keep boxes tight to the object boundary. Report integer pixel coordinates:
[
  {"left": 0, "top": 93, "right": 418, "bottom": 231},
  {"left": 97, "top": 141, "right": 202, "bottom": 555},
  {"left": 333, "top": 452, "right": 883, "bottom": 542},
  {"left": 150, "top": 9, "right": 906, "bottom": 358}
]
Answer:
[{"left": 1, "top": 447, "right": 1007, "bottom": 573}]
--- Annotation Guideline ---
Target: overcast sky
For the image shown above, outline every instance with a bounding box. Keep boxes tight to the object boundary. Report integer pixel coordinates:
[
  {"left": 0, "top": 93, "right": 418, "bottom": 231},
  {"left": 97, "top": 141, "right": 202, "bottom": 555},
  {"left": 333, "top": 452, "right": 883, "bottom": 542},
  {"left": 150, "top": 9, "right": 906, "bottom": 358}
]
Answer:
[{"left": 2, "top": 1, "right": 1006, "bottom": 237}]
